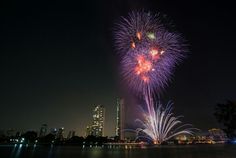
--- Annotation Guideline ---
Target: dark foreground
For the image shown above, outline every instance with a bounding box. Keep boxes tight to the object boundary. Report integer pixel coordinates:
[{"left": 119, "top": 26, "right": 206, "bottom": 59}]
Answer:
[{"left": 0, "top": 144, "right": 235, "bottom": 158}]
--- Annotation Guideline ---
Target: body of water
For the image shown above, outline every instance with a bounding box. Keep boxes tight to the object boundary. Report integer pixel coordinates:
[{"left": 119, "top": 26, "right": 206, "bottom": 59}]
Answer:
[{"left": 0, "top": 144, "right": 235, "bottom": 158}]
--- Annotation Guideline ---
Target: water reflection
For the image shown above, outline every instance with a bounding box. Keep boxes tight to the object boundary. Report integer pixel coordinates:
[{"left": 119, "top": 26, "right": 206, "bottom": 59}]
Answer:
[
  {"left": 14, "top": 144, "right": 22, "bottom": 158},
  {"left": 30, "top": 144, "right": 36, "bottom": 157},
  {"left": 4, "top": 144, "right": 236, "bottom": 158},
  {"left": 48, "top": 144, "right": 54, "bottom": 158},
  {"left": 10, "top": 144, "right": 17, "bottom": 158}
]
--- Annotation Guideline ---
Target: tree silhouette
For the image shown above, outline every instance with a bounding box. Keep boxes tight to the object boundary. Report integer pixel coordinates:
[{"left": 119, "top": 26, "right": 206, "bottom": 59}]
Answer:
[
  {"left": 214, "top": 100, "right": 236, "bottom": 139},
  {"left": 22, "top": 131, "right": 37, "bottom": 143},
  {"left": 38, "top": 133, "right": 55, "bottom": 144},
  {"left": 66, "top": 136, "right": 84, "bottom": 145}
]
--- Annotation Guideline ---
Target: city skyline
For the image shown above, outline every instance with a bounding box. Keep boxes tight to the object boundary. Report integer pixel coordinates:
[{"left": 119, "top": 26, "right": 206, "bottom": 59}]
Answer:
[
  {"left": 0, "top": 101, "right": 122, "bottom": 137},
  {"left": 0, "top": 98, "right": 232, "bottom": 138},
  {"left": 0, "top": 119, "right": 228, "bottom": 141}
]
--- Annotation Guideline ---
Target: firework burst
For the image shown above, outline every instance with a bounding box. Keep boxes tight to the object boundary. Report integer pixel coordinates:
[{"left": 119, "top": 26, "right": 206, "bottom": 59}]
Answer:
[{"left": 114, "top": 11, "right": 187, "bottom": 94}]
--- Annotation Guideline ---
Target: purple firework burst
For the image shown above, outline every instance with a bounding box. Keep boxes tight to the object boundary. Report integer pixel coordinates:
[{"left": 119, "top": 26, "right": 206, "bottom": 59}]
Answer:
[{"left": 114, "top": 11, "right": 187, "bottom": 94}]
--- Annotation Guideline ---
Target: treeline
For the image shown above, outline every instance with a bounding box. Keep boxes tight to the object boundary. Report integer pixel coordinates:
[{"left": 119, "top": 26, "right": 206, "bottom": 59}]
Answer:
[{"left": 0, "top": 131, "right": 118, "bottom": 146}]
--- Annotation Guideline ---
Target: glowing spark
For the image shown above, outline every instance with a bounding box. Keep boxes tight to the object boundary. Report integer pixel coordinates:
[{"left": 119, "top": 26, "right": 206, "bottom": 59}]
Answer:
[
  {"left": 135, "top": 56, "right": 152, "bottom": 75},
  {"left": 147, "top": 32, "right": 155, "bottom": 40},
  {"left": 136, "top": 32, "right": 142, "bottom": 40},
  {"left": 160, "top": 50, "right": 165, "bottom": 55},
  {"left": 149, "top": 49, "right": 158, "bottom": 56},
  {"left": 131, "top": 41, "right": 136, "bottom": 49}
]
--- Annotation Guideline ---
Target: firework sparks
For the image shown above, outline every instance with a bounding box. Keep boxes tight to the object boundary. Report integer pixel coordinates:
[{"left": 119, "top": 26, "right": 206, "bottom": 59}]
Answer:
[
  {"left": 114, "top": 11, "right": 187, "bottom": 94},
  {"left": 136, "top": 101, "right": 196, "bottom": 144},
  {"left": 113, "top": 11, "right": 195, "bottom": 145}
]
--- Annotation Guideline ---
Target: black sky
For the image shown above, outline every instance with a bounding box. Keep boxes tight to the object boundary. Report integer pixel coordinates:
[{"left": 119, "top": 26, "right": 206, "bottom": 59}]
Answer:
[{"left": 0, "top": 0, "right": 235, "bottom": 136}]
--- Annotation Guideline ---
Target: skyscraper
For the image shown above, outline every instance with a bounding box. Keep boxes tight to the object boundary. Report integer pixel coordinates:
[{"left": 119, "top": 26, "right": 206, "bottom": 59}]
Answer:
[
  {"left": 67, "top": 130, "right": 76, "bottom": 139},
  {"left": 116, "top": 98, "right": 124, "bottom": 140},
  {"left": 87, "top": 105, "right": 105, "bottom": 137},
  {"left": 39, "top": 124, "right": 47, "bottom": 137},
  {"left": 56, "top": 127, "right": 65, "bottom": 140}
]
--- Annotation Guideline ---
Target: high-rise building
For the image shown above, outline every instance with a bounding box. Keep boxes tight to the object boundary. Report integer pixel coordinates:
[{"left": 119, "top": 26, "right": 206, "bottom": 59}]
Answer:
[
  {"left": 67, "top": 130, "right": 76, "bottom": 139},
  {"left": 87, "top": 105, "right": 105, "bottom": 137},
  {"left": 116, "top": 98, "right": 125, "bottom": 140},
  {"left": 56, "top": 127, "right": 65, "bottom": 140},
  {"left": 39, "top": 124, "right": 47, "bottom": 137}
]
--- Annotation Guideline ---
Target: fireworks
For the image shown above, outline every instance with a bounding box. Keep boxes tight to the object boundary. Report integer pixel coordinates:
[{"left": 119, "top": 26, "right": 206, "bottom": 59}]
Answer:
[
  {"left": 114, "top": 11, "right": 195, "bottom": 144},
  {"left": 114, "top": 11, "right": 186, "bottom": 94},
  {"left": 136, "top": 101, "right": 195, "bottom": 144}
]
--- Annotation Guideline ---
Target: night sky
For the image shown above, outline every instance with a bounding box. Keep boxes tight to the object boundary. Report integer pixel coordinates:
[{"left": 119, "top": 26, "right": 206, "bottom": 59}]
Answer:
[{"left": 1, "top": 0, "right": 235, "bottom": 136}]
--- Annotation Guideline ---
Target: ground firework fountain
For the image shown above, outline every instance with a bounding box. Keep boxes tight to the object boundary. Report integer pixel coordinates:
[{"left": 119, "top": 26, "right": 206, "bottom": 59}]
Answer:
[
  {"left": 114, "top": 11, "right": 195, "bottom": 144},
  {"left": 136, "top": 101, "right": 195, "bottom": 144}
]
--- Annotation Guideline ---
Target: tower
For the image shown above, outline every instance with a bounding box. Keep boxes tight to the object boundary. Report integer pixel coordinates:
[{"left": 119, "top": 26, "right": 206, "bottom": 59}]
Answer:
[
  {"left": 39, "top": 124, "right": 47, "bottom": 137},
  {"left": 56, "top": 127, "right": 64, "bottom": 140},
  {"left": 67, "top": 130, "right": 76, "bottom": 139},
  {"left": 91, "top": 105, "right": 105, "bottom": 136},
  {"left": 116, "top": 98, "right": 124, "bottom": 140}
]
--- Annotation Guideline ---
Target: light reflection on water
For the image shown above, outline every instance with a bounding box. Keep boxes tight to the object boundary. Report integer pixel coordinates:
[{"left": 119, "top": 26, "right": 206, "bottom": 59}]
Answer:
[
  {"left": 47, "top": 144, "right": 53, "bottom": 158},
  {"left": 1, "top": 144, "right": 236, "bottom": 158},
  {"left": 10, "top": 144, "right": 17, "bottom": 158}
]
